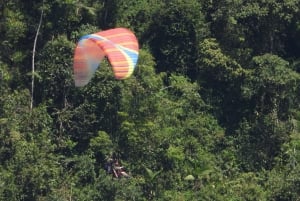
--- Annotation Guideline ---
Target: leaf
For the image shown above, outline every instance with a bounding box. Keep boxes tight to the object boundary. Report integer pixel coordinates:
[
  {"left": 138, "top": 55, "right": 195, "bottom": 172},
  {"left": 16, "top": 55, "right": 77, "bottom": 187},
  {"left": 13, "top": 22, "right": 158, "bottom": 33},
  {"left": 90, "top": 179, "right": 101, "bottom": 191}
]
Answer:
[
  {"left": 184, "top": 174, "right": 195, "bottom": 181},
  {"left": 144, "top": 166, "right": 162, "bottom": 181}
]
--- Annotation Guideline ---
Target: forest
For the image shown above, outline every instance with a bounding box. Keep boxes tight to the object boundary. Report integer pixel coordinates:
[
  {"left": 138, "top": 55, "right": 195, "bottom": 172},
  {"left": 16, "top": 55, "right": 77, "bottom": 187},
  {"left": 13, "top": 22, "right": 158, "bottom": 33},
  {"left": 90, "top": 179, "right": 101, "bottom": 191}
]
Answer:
[{"left": 0, "top": 0, "right": 300, "bottom": 200}]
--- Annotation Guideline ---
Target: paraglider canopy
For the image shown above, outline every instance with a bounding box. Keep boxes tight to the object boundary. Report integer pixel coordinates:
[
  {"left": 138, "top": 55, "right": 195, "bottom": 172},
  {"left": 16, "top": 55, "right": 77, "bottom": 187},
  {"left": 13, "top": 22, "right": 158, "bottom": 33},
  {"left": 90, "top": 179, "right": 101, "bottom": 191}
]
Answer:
[{"left": 73, "top": 28, "right": 139, "bottom": 87}]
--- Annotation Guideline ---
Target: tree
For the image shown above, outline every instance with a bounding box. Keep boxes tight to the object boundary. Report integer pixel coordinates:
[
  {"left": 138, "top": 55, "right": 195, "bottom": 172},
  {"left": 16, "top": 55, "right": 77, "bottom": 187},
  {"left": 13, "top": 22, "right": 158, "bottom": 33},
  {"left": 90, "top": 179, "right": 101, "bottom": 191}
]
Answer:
[
  {"left": 238, "top": 54, "right": 300, "bottom": 170},
  {"left": 208, "top": 0, "right": 300, "bottom": 59},
  {"left": 36, "top": 35, "right": 74, "bottom": 109},
  {"left": 0, "top": 89, "right": 61, "bottom": 201},
  {"left": 113, "top": 0, "right": 163, "bottom": 38},
  {"left": 197, "top": 38, "right": 246, "bottom": 131},
  {"left": 145, "top": 0, "right": 209, "bottom": 76},
  {"left": 266, "top": 122, "right": 300, "bottom": 200}
]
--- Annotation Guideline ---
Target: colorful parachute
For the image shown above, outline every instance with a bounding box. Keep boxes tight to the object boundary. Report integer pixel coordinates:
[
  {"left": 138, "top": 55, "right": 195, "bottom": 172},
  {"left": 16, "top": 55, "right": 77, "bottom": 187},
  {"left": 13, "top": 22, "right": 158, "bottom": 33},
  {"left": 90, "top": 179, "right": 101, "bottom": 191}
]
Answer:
[{"left": 73, "top": 28, "right": 139, "bottom": 87}]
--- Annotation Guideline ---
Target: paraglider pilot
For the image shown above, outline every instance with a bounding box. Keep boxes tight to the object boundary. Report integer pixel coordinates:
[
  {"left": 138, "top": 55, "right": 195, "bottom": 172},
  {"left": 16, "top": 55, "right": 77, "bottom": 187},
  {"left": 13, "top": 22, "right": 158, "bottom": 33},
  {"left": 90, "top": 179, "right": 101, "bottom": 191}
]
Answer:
[{"left": 105, "top": 157, "right": 130, "bottom": 178}]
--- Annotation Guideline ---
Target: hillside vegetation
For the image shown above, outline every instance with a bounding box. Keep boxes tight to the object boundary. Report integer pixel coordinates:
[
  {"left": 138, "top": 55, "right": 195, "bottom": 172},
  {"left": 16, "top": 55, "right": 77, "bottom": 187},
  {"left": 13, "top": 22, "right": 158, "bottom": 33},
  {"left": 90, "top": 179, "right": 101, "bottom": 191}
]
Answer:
[{"left": 0, "top": 0, "right": 300, "bottom": 200}]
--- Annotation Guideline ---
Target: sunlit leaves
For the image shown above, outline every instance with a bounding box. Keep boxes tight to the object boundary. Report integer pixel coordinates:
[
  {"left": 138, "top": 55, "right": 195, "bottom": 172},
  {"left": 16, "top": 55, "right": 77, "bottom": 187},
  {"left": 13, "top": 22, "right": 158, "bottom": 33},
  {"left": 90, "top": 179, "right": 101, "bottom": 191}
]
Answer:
[
  {"left": 2, "top": 7, "right": 26, "bottom": 43},
  {"left": 89, "top": 131, "right": 113, "bottom": 158},
  {"left": 198, "top": 38, "right": 244, "bottom": 82},
  {"left": 242, "top": 54, "right": 299, "bottom": 116}
]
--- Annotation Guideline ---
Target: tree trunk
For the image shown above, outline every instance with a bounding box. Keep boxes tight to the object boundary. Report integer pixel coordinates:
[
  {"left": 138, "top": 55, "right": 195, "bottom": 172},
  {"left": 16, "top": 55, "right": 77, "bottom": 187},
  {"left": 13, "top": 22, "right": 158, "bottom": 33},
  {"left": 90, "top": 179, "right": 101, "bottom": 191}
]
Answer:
[{"left": 31, "top": 1, "right": 44, "bottom": 111}]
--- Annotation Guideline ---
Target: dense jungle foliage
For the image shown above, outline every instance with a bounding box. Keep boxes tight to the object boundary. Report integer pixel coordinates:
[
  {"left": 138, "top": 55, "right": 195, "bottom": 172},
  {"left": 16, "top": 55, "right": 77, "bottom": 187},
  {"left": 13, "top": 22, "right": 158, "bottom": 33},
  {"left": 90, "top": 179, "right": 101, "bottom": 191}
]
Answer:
[{"left": 0, "top": 0, "right": 300, "bottom": 200}]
